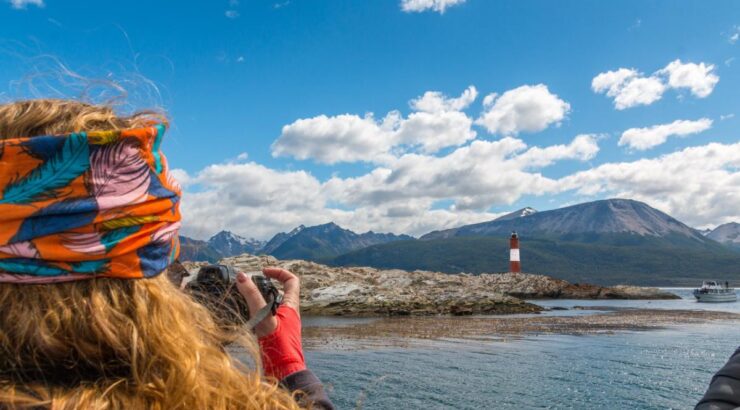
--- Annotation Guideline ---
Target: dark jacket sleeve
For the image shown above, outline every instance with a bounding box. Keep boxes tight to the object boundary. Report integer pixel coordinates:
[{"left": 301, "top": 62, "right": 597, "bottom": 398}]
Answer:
[
  {"left": 281, "top": 369, "right": 335, "bottom": 410},
  {"left": 696, "top": 347, "right": 740, "bottom": 410}
]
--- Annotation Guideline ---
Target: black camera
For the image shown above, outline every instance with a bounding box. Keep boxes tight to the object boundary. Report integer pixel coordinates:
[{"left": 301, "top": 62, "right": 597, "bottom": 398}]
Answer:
[{"left": 186, "top": 264, "right": 283, "bottom": 328}]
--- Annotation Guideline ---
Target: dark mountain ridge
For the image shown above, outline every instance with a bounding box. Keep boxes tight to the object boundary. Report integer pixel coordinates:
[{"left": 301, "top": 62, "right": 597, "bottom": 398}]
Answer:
[
  {"left": 421, "top": 199, "right": 707, "bottom": 246},
  {"left": 267, "top": 222, "right": 413, "bottom": 261},
  {"left": 261, "top": 225, "right": 306, "bottom": 255}
]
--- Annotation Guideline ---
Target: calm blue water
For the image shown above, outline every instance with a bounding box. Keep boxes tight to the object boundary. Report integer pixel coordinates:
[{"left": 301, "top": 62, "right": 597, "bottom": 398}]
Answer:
[{"left": 304, "top": 289, "right": 740, "bottom": 409}]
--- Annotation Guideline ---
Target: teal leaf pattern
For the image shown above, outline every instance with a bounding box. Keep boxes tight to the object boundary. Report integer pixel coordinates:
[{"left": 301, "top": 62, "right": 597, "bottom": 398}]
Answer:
[{"left": 0, "top": 133, "right": 90, "bottom": 204}]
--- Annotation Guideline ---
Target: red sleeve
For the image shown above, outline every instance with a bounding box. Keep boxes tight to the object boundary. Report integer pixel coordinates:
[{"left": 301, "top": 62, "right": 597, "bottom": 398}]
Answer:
[{"left": 258, "top": 305, "right": 307, "bottom": 380}]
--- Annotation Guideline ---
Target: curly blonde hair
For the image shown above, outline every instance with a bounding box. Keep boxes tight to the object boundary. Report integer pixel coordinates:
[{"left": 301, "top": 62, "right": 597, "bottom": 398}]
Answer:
[{"left": 0, "top": 100, "right": 302, "bottom": 409}]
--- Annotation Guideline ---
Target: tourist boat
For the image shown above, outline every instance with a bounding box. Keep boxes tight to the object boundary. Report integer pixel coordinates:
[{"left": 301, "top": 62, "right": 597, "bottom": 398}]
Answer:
[{"left": 693, "top": 281, "right": 737, "bottom": 303}]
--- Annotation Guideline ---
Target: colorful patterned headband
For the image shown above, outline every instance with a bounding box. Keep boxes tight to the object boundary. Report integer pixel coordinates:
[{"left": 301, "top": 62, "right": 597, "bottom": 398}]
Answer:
[{"left": 0, "top": 124, "right": 181, "bottom": 284}]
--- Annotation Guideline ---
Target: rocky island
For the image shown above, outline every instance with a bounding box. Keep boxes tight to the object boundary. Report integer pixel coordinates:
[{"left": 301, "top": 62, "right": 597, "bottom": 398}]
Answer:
[{"left": 181, "top": 254, "right": 679, "bottom": 317}]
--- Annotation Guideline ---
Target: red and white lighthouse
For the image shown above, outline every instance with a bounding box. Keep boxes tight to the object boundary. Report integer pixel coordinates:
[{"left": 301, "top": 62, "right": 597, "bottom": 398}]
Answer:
[{"left": 509, "top": 231, "right": 521, "bottom": 273}]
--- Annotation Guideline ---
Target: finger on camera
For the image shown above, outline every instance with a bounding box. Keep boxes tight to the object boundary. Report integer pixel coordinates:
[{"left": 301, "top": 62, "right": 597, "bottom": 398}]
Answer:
[
  {"left": 262, "top": 267, "right": 300, "bottom": 307},
  {"left": 263, "top": 267, "right": 299, "bottom": 292},
  {"left": 235, "top": 271, "right": 267, "bottom": 318}
]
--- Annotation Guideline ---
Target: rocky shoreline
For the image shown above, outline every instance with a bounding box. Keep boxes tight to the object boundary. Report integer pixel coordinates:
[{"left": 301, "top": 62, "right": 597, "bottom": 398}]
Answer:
[{"left": 181, "top": 254, "right": 679, "bottom": 317}]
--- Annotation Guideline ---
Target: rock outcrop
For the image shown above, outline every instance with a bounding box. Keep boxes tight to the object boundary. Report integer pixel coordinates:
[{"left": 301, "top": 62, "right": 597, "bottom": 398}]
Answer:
[{"left": 181, "top": 254, "right": 679, "bottom": 317}]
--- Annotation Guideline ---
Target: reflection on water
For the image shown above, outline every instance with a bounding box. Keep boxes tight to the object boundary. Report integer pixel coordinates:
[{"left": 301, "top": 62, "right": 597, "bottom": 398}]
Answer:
[{"left": 303, "top": 288, "right": 740, "bottom": 409}]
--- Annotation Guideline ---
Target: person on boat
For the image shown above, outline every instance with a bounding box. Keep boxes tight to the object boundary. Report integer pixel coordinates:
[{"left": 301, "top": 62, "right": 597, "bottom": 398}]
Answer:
[{"left": 0, "top": 99, "right": 334, "bottom": 409}]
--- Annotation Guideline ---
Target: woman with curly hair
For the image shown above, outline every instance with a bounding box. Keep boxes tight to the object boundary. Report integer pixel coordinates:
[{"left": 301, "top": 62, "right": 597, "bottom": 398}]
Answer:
[{"left": 0, "top": 99, "right": 333, "bottom": 409}]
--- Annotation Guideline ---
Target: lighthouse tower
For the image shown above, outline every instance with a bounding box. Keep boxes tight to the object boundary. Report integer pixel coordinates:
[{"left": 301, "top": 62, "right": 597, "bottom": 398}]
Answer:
[{"left": 509, "top": 231, "right": 521, "bottom": 273}]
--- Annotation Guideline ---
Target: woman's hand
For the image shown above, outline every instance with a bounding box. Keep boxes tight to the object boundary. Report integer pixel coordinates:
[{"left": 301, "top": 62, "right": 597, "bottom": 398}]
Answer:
[{"left": 236, "top": 267, "right": 306, "bottom": 380}]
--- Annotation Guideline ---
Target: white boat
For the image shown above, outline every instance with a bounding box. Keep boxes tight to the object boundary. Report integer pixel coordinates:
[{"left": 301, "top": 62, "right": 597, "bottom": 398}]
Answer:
[{"left": 693, "top": 281, "right": 737, "bottom": 303}]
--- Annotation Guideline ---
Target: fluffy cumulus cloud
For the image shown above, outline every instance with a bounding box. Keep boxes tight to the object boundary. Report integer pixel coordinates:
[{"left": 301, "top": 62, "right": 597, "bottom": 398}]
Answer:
[
  {"left": 9, "top": 0, "right": 43, "bottom": 8},
  {"left": 476, "top": 84, "right": 571, "bottom": 135},
  {"left": 178, "top": 133, "right": 600, "bottom": 238},
  {"left": 176, "top": 162, "right": 327, "bottom": 239},
  {"left": 175, "top": 162, "right": 504, "bottom": 239},
  {"left": 592, "top": 60, "right": 719, "bottom": 109},
  {"left": 328, "top": 134, "right": 598, "bottom": 210},
  {"left": 558, "top": 142, "right": 740, "bottom": 227},
  {"left": 271, "top": 86, "right": 478, "bottom": 163},
  {"left": 618, "top": 118, "right": 713, "bottom": 151},
  {"left": 272, "top": 114, "right": 397, "bottom": 164},
  {"left": 591, "top": 69, "right": 665, "bottom": 110},
  {"left": 410, "top": 85, "right": 477, "bottom": 112},
  {"left": 400, "top": 0, "right": 465, "bottom": 14},
  {"left": 658, "top": 60, "right": 720, "bottom": 98}
]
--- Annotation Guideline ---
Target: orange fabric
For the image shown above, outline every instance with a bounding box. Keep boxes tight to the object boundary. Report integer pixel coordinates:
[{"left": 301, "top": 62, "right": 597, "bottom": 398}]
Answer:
[{"left": 0, "top": 124, "right": 181, "bottom": 283}]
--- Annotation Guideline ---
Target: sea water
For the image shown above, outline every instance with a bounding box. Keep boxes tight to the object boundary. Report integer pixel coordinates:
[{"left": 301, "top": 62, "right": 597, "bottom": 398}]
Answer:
[{"left": 303, "top": 289, "right": 740, "bottom": 409}]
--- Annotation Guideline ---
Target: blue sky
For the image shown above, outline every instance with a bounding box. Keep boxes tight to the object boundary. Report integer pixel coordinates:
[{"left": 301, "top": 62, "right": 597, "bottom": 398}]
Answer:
[{"left": 0, "top": 0, "right": 738, "bottom": 239}]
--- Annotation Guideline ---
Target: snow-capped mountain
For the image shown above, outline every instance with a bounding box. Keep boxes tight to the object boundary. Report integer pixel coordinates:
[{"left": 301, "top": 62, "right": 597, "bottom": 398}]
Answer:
[
  {"left": 495, "top": 207, "right": 538, "bottom": 221},
  {"left": 707, "top": 222, "right": 740, "bottom": 248},
  {"left": 207, "top": 231, "right": 266, "bottom": 256}
]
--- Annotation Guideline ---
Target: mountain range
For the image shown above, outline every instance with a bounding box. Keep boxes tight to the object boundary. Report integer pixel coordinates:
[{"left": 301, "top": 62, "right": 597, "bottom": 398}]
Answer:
[
  {"left": 178, "top": 223, "right": 411, "bottom": 263},
  {"left": 178, "top": 198, "right": 740, "bottom": 286}
]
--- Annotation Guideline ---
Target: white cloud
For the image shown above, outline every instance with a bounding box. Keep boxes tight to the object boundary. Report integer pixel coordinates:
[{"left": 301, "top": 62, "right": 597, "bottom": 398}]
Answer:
[
  {"left": 9, "top": 0, "right": 43, "bottom": 8},
  {"left": 225, "top": 10, "right": 240, "bottom": 18},
  {"left": 396, "top": 110, "right": 476, "bottom": 153},
  {"left": 720, "top": 113, "right": 735, "bottom": 121},
  {"left": 476, "top": 84, "right": 571, "bottom": 135},
  {"left": 323, "top": 134, "right": 596, "bottom": 211},
  {"left": 177, "top": 163, "right": 326, "bottom": 239},
  {"left": 517, "top": 134, "right": 601, "bottom": 167},
  {"left": 180, "top": 132, "right": 601, "bottom": 238},
  {"left": 410, "top": 85, "right": 477, "bottom": 113},
  {"left": 170, "top": 168, "right": 192, "bottom": 187},
  {"left": 400, "top": 0, "right": 465, "bottom": 14},
  {"left": 271, "top": 113, "right": 397, "bottom": 164},
  {"left": 593, "top": 60, "right": 719, "bottom": 109},
  {"left": 658, "top": 59, "right": 719, "bottom": 98},
  {"left": 591, "top": 68, "right": 665, "bottom": 110},
  {"left": 557, "top": 142, "right": 740, "bottom": 227},
  {"left": 619, "top": 118, "right": 713, "bottom": 151},
  {"left": 272, "top": 87, "right": 478, "bottom": 163},
  {"left": 729, "top": 26, "right": 739, "bottom": 44}
]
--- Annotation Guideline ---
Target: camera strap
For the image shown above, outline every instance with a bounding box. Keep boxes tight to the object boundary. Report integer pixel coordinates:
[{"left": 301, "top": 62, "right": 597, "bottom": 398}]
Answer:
[{"left": 246, "top": 294, "right": 282, "bottom": 330}]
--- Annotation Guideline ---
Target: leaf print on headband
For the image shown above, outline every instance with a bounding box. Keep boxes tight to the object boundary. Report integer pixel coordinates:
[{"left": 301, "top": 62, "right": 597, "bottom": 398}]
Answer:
[
  {"left": 61, "top": 232, "right": 105, "bottom": 256},
  {"left": 11, "top": 198, "right": 98, "bottom": 243},
  {"left": 0, "top": 133, "right": 90, "bottom": 204},
  {"left": 152, "top": 221, "right": 181, "bottom": 244},
  {"left": 99, "top": 215, "right": 159, "bottom": 231},
  {"left": 70, "top": 259, "right": 110, "bottom": 274},
  {"left": 0, "top": 259, "right": 68, "bottom": 276},
  {"left": 0, "top": 242, "right": 39, "bottom": 259},
  {"left": 0, "top": 125, "right": 181, "bottom": 282},
  {"left": 89, "top": 140, "right": 150, "bottom": 210},
  {"left": 87, "top": 130, "right": 120, "bottom": 146},
  {"left": 101, "top": 225, "right": 141, "bottom": 252}
]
